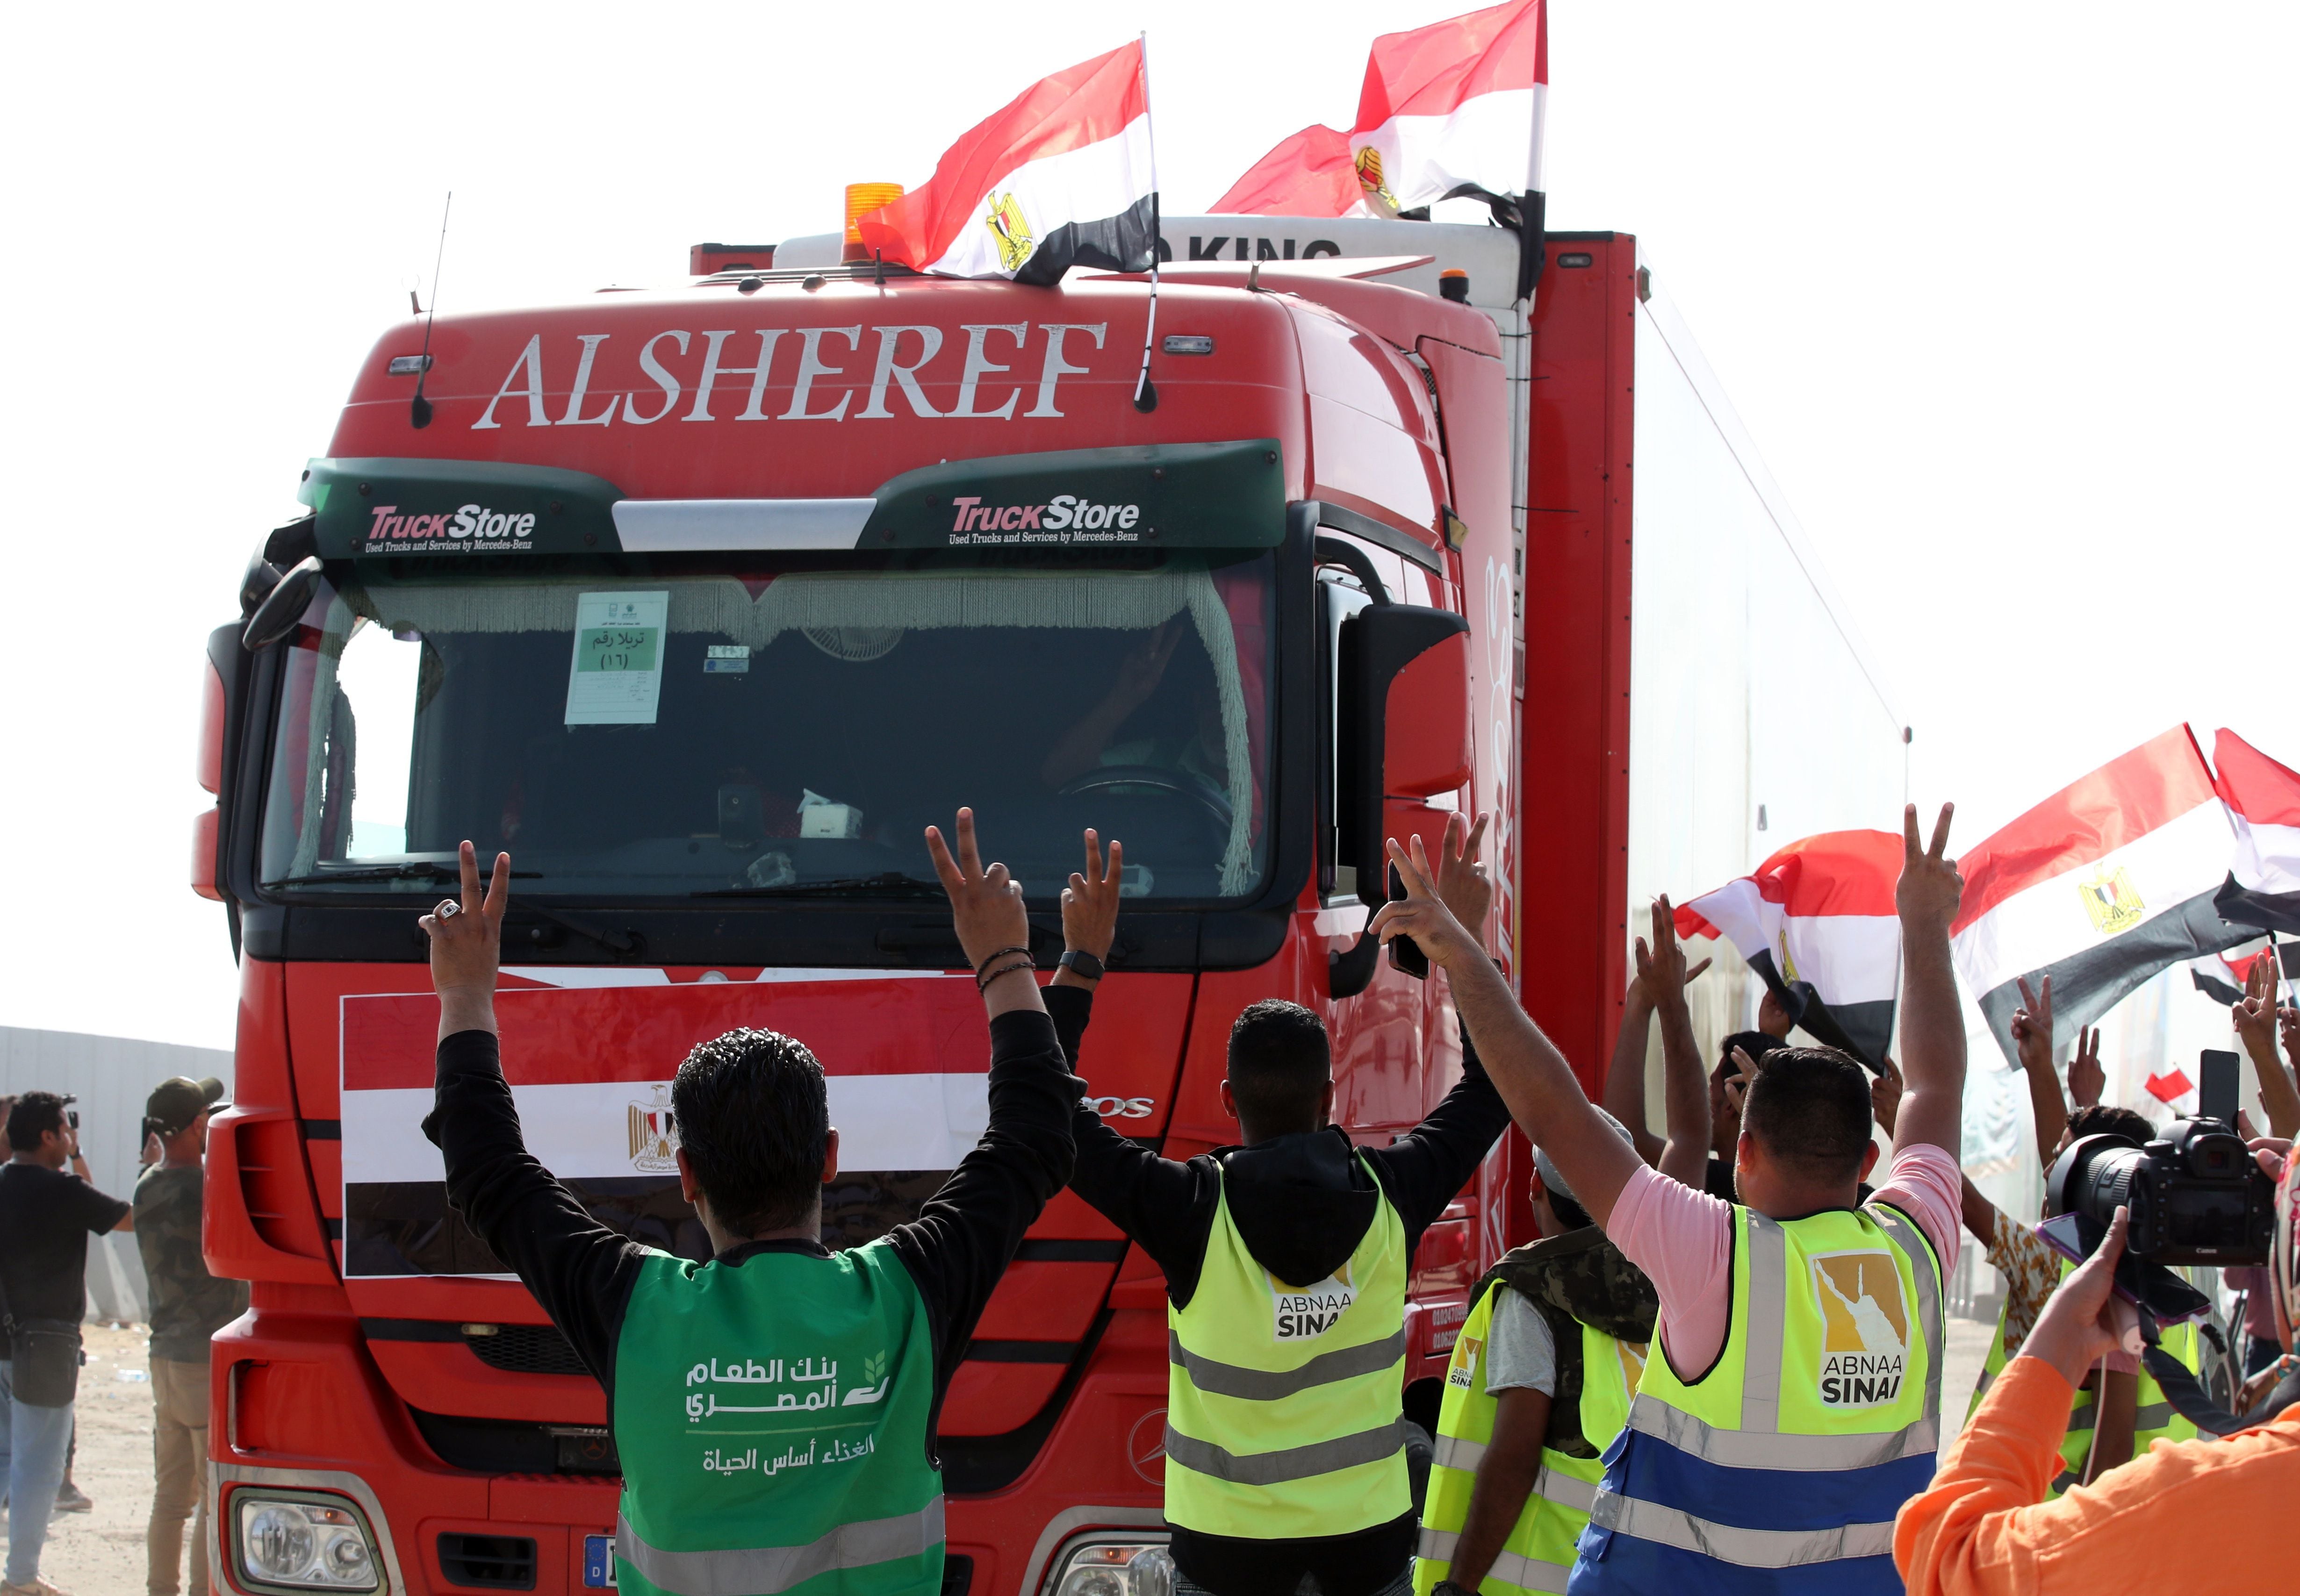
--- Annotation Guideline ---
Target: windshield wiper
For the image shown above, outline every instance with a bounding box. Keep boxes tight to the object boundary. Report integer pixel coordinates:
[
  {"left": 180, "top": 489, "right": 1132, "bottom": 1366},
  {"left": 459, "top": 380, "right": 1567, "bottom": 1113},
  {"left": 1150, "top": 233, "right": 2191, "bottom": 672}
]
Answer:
[
  {"left": 267, "top": 862, "right": 543, "bottom": 886},
  {"left": 698, "top": 873, "right": 947, "bottom": 899}
]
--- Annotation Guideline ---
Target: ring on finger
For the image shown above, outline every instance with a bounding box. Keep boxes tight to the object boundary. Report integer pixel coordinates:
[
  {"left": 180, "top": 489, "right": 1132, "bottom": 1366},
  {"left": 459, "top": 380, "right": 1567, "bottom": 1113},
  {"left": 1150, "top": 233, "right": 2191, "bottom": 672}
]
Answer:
[{"left": 438, "top": 901, "right": 462, "bottom": 920}]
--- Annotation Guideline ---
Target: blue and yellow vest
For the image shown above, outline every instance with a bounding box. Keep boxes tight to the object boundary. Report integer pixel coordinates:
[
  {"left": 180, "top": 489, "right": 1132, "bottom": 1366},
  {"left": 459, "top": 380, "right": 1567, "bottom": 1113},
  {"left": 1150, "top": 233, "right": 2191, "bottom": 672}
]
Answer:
[{"left": 1569, "top": 1202, "right": 1942, "bottom": 1595}]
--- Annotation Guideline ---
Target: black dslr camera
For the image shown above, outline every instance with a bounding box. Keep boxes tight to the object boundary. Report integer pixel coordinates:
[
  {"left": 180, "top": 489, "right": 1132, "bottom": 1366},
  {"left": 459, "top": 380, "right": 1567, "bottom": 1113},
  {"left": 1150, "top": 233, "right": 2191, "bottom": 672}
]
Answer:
[{"left": 2045, "top": 1049, "right": 2275, "bottom": 1267}]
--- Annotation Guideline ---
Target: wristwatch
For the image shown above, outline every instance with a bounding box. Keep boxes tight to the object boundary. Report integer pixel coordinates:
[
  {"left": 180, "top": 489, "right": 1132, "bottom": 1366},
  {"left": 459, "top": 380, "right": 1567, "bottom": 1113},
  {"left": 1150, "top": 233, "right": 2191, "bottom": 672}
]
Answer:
[{"left": 1057, "top": 949, "right": 1106, "bottom": 981}]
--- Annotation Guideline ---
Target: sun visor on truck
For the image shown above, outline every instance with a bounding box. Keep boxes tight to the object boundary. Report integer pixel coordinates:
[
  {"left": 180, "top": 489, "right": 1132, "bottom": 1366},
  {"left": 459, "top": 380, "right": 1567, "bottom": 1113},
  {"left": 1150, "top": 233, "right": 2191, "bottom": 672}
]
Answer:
[{"left": 304, "top": 440, "right": 1286, "bottom": 559}]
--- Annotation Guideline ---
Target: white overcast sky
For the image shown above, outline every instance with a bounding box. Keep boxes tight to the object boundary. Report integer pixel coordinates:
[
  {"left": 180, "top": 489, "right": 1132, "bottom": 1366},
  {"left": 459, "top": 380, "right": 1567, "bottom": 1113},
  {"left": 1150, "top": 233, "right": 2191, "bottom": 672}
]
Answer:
[{"left": 1, "top": 1, "right": 2292, "bottom": 1051}]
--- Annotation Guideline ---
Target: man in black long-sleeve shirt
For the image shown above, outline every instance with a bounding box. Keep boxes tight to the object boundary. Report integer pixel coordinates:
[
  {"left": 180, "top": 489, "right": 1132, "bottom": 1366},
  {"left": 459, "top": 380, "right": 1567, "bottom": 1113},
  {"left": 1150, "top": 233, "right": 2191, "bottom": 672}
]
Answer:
[
  {"left": 1046, "top": 818, "right": 1512, "bottom": 1596},
  {"left": 419, "top": 814, "right": 1077, "bottom": 1596}
]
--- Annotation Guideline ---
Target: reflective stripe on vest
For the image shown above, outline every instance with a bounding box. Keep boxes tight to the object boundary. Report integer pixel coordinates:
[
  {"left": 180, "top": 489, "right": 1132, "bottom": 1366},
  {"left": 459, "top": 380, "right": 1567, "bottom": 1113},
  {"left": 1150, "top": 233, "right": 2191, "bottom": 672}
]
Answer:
[
  {"left": 1576, "top": 1201, "right": 1942, "bottom": 1588},
  {"left": 1416, "top": 1281, "right": 1638, "bottom": 1596},
  {"left": 1426, "top": 1435, "right": 1601, "bottom": 1512},
  {"left": 1164, "top": 1155, "right": 1411, "bottom": 1539},
  {"left": 1415, "top": 1527, "right": 1572, "bottom": 1594},
  {"left": 1585, "top": 1493, "right": 1897, "bottom": 1567},
  {"left": 613, "top": 1499, "right": 945, "bottom": 1596}
]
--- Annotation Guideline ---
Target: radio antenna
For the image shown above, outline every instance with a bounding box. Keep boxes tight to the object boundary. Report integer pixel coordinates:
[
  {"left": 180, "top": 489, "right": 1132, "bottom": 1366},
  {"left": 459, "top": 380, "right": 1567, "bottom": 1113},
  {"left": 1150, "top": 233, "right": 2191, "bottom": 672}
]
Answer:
[{"left": 410, "top": 191, "right": 453, "bottom": 430}]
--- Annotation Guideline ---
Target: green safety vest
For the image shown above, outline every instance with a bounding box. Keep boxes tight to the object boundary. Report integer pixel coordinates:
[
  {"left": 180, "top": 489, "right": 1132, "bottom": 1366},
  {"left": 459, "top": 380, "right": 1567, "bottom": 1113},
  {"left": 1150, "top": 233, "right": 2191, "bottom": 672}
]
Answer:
[
  {"left": 1413, "top": 1280, "right": 1646, "bottom": 1596},
  {"left": 611, "top": 1240, "right": 943, "bottom": 1596},
  {"left": 1967, "top": 1259, "right": 2199, "bottom": 1497},
  {"left": 1164, "top": 1156, "right": 1412, "bottom": 1539}
]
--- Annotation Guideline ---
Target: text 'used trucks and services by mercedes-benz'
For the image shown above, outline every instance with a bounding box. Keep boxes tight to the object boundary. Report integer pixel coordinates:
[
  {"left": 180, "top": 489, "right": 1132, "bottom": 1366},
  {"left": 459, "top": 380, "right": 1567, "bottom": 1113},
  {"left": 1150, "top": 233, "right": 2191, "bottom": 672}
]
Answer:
[{"left": 191, "top": 210, "right": 1904, "bottom": 1596}]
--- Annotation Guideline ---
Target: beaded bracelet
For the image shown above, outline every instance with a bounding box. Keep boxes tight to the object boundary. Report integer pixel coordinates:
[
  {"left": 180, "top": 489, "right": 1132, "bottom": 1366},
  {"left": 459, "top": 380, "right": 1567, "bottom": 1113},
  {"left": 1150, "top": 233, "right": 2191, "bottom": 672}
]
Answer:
[
  {"left": 977, "top": 958, "right": 1037, "bottom": 994},
  {"left": 973, "top": 945, "right": 1031, "bottom": 975}
]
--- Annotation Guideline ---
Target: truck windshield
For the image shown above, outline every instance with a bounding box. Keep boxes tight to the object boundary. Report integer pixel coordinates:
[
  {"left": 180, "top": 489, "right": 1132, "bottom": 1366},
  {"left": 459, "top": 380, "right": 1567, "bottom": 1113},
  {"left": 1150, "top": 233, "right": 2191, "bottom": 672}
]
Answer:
[{"left": 258, "top": 553, "right": 1274, "bottom": 904}]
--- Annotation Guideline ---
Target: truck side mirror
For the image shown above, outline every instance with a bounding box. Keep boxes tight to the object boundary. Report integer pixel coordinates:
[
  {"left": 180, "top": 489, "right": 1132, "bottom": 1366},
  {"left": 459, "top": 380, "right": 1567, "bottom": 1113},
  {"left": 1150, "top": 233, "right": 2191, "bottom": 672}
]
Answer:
[
  {"left": 1385, "top": 632, "right": 1473, "bottom": 797},
  {"left": 1337, "top": 603, "right": 1472, "bottom": 905},
  {"left": 241, "top": 556, "right": 323, "bottom": 651}
]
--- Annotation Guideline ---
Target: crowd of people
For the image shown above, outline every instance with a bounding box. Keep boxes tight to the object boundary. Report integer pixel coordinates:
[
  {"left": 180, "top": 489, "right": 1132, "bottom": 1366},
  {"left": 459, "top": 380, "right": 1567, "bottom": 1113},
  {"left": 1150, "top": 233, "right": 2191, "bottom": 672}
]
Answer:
[
  {"left": 0, "top": 1077, "right": 246, "bottom": 1596},
  {"left": 6, "top": 801, "right": 2299, "bottom": 1596}
]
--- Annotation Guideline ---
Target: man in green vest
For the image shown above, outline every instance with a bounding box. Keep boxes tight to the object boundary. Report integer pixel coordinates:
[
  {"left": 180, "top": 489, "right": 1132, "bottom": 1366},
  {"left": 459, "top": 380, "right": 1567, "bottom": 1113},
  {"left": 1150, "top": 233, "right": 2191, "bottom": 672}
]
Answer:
[
  {"left": 1417, "top": 902, "right": 1708, "bottom": 1596},
  {"left": 418, "top": 812, "right": 1078, "bottom": 1596},
  {"left": 1372, "top": 805, "right": 1969, "bottom": 1596},
  {"left": 1048, "top": 813, "right": 1514, "bottom": 1596}
]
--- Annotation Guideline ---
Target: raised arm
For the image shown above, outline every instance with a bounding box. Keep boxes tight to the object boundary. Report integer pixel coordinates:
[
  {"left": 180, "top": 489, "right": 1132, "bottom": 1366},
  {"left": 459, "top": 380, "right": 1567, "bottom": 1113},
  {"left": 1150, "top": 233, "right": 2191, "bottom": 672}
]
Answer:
[
  {"left": 1369, "top": 812, "right": 1514, "bottom": 1239},
  {"left": 423, "top": 841, "right": 647, "bottom": 1388},
  {"left": 1599, "top": 974, "right": 1666, "bottom": 1168},
  {"left": 1639, "top": 897, "right": 1713, "bottom": 1191},
  {"left": 2232, "top": 959, "right": 2300, "bottom": 1140},
  {"left": 1889, "top": 804, "right": 1967, "bottom": 1160},
  {"left": 1371, "top": 834, "right": 1646, "bottom": 1230},
  {"left": 2010, "top": 975, "right": 2069, "bottom": 1165}
]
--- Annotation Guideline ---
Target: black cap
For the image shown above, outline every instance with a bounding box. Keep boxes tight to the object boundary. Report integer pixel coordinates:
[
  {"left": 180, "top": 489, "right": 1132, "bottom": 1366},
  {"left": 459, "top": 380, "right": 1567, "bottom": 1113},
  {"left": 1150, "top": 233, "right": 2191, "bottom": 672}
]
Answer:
[{"left": 145, "top": 1076, "right": 229, "bottom": 1138}]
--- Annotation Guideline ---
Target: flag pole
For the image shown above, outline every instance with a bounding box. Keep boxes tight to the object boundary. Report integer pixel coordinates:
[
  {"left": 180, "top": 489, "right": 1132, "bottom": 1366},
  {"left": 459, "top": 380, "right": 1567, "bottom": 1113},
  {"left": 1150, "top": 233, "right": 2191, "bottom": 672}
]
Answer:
[{"left": 1133, "top": 29, "right": 1161, "bottom": 413}]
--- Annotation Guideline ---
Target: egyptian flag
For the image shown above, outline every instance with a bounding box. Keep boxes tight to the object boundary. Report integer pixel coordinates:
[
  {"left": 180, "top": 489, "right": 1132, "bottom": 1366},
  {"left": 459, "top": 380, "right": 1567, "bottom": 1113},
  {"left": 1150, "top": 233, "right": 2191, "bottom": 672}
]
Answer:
[
  {"left": 1675, "top": 830, "right": 1903, "bottom": 1068},
  {"left": 854, "top": 41, "right": 1156, "bottom": 285},
  {"left": 1212, "top": 124, "right": 1376, "bottom": 218},
  {"left": 2212, "top": 729, "right": 2300, "bottom": 935},
  {"left": 1950, "top": 726, "right": 2253, "bottom": 1069},
  {"left": 2188, "top": 943, "right": 2299, "bottom": 1007},
  {"left": 338, "top": 974, "right": 995, "bottom": 1278},
  {"left": 1348, "top": 0, "right": 1548, "bottom": 215}
]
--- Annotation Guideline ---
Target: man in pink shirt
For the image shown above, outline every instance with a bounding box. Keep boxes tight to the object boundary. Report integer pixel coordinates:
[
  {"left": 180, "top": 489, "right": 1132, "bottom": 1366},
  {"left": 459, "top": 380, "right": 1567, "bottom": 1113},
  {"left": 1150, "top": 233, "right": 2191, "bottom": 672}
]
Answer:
[{"left": 1374, "top": 805, "right": 1967, "bottom": 1595}]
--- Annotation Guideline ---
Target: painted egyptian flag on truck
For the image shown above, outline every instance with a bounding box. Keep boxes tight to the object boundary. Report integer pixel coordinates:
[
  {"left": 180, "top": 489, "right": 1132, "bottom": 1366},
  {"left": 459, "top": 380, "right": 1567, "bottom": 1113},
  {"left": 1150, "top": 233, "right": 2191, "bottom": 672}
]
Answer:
[
  {"left": 337, "top": 973, "right": 991, "bottom": 1277},
  {"left": 854, "top": 40, "right": 1156, "bottom": 285},
  {"left": 1950, "top": 726, "right": 2252, "bottom": 1069},
  {"left": 1675, "top": 830, "right": 1902, "bottom": 1068},
  {"left": 1215, "top": 0, "right": 1547, "bottom": 217},
  {"left": 2211, "top": 728, "right": 2300, "bottom": 936}
]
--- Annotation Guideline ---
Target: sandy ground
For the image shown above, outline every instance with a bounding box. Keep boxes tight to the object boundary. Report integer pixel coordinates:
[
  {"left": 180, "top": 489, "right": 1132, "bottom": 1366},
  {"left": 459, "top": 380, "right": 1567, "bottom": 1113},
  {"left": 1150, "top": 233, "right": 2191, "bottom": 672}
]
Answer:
[{"left": 10, "top": 1317, "right": 2001, "bottom": 1596}]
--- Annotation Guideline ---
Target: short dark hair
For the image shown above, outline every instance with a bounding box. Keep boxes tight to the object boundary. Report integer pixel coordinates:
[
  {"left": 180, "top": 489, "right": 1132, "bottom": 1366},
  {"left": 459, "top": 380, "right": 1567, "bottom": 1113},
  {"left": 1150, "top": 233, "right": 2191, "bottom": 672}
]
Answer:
[
  {"left": 1714, "top": 1031, "right": 1789, "bottom": 1084},
  {"left": 2067, "top": 1104, "right": 2156, "bottom": 1147},
  {"left": 7, "top": 1091, "right": 69, "bottom": 1152},
  {"left": 671, "top": 1030, "right": 829, "bottom": 1235},
  {"left": 1740, "top": 1046, "right": 1873, "bottom": 1184},
  {"left": 1227, "top": 1000, "right": 1331, "bottom": 1134}
]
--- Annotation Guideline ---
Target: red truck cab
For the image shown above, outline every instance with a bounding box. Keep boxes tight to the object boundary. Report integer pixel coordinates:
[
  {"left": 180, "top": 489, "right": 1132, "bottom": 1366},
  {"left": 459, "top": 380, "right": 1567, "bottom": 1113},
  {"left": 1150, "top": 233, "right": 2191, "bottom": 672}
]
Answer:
[{"left": 197, "top": 221, "right": 1529, "bottom": 1596}]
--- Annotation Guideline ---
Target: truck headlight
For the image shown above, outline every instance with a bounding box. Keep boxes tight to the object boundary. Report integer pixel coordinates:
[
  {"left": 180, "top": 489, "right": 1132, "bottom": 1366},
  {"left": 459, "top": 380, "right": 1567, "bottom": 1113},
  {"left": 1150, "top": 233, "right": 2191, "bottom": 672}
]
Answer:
[
  {"left": 234, "top": 1492, "right": 381, "bottom": 1591},
  {"left": 1048, "top": 1538, "right": 1174, "bottom": 1596}
]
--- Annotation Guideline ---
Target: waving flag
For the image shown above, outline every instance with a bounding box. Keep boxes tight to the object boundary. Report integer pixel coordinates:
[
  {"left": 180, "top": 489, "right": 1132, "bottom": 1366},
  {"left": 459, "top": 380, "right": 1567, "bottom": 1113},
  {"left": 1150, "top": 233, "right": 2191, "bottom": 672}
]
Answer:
[
  {"left": 1951, "top": 727, "right": 2251, "bottom": 1069},
  {"left": 1350, "top": 0, "right": 1548, "bottom": 213},
  {"left": 855, "top": 41, "right": 1156, "bottom": 285},
  {"left": 2188, "top": 942, "right": 2298, "bottom": 1007},
  {"left": 1675, "top": 830, "right": 1903, "bottom": 1068},
  {"left": 2212, "top": 729, "right": 2300, "bottom": 935},
  {"left": 1212, "top": 124, "right": 1370, "bottom": 218},
  {"left": 1216, "top": 0, "right": 1546, "bottom": 219}
]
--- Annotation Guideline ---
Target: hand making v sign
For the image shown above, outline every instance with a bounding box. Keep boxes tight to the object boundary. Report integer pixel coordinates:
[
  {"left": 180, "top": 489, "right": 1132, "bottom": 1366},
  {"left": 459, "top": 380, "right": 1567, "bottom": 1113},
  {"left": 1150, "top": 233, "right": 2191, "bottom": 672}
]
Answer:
[{"left": 421, "top": 840, "right": 511, "bottom": 1042}]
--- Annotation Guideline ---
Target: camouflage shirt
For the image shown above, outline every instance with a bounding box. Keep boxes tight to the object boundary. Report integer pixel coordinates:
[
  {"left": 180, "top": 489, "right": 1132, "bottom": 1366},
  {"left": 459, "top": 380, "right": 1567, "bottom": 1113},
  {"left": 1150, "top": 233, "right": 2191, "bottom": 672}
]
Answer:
[
  {"left": 1482, "top": 1226, "right": 1659, "bottom": 1457},
  {"left": 135, "top": 1164, "right": 248, "bottom": 1363}
]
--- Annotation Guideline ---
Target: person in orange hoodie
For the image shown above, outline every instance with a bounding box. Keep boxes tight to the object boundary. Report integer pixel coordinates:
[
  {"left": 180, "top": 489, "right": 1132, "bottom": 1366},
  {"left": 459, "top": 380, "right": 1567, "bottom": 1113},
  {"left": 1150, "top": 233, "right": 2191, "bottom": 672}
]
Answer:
[{"left": 1895, "top": 1144, "right": 2300, "bottom": 1594}]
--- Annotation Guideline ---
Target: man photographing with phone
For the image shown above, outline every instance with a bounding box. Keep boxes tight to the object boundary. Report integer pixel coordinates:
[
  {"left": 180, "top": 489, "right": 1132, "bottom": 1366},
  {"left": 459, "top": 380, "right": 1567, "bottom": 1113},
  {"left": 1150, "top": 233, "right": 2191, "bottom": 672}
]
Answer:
[{"left": 2, "top": 1092, "right": 134, "bottom": 1596}]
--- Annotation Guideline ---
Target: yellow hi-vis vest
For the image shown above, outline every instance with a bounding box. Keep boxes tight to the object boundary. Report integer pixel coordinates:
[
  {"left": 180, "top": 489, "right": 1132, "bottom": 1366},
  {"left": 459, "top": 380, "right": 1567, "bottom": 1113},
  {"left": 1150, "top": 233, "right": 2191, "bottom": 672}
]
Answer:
[
  {"left": 1966, "top": 1259, "right": 2200, "bottom": 1496},
  {"left": 1163, "top": 1157, "right": 1411, "bottom": 1540},
  {"left": 1413, "top": 1281, "right": 1646, "bottom": 1596},
  {"left": 1573, "top": 1202, "right": 1941, "bottom": 1596}
]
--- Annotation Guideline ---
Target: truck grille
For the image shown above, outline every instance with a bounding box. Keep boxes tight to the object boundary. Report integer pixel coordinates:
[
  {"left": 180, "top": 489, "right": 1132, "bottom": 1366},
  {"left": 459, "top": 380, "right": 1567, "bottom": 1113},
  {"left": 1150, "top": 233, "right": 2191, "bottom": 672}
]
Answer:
[
  {"left": 437, "top": 1532, "right": 537, "bottom": 1590},
  {"left": 465, "top": 1323, "right": 589, "bottom": 1377}
]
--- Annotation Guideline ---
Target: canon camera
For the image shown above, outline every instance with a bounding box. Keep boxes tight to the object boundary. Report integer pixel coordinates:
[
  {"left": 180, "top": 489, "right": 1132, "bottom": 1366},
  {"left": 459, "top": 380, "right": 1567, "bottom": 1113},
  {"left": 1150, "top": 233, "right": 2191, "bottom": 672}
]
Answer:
[{"left": 2048, "top": 1112, "right": 2274, "bottom": 1267}]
